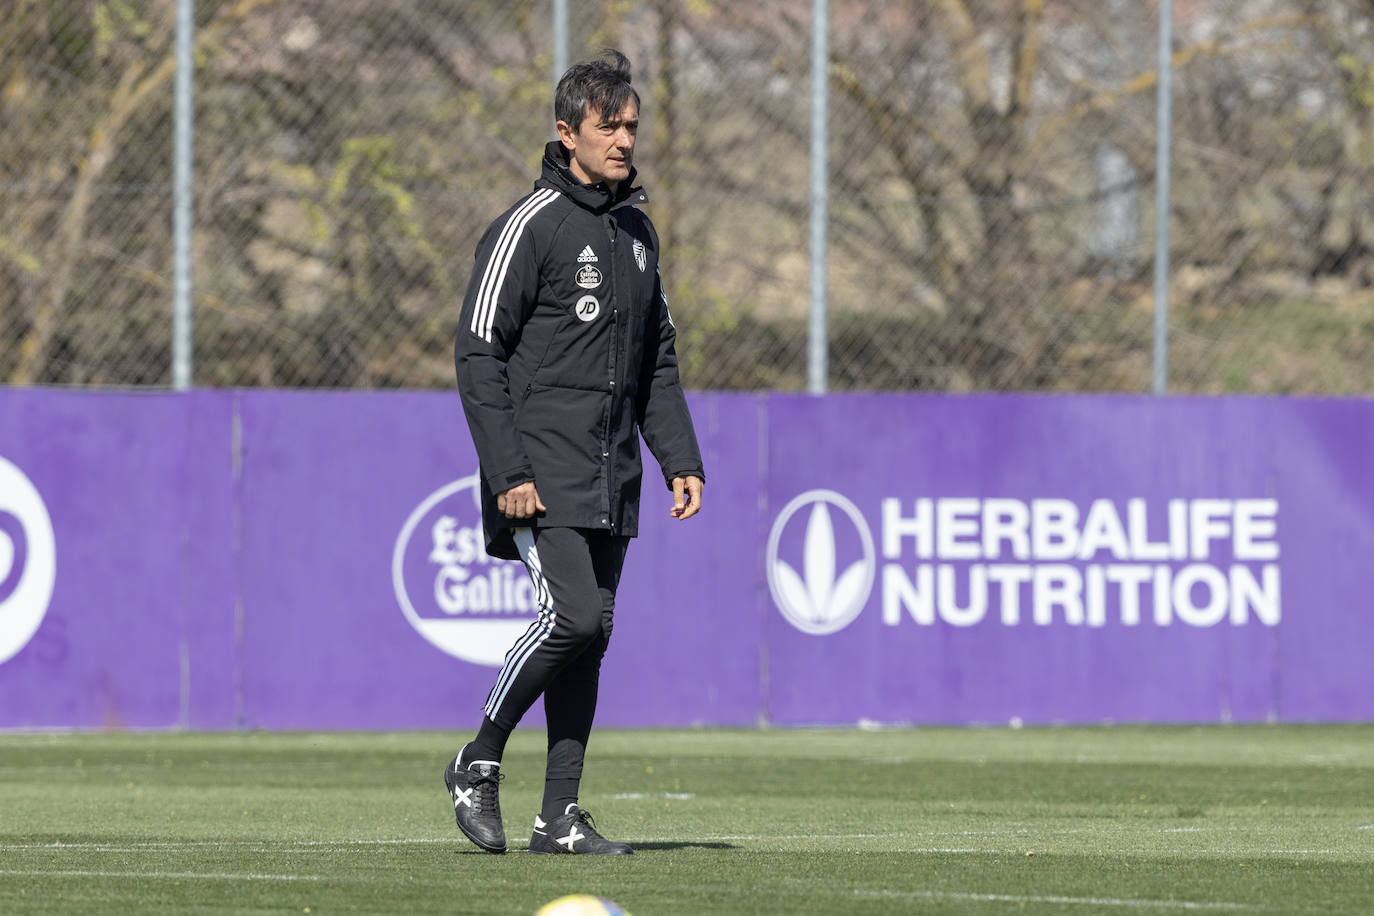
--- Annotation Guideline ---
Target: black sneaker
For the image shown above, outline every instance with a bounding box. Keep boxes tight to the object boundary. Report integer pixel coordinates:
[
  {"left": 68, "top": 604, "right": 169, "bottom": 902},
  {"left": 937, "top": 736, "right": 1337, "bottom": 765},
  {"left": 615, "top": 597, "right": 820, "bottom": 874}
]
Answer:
[
  {"left": 443, "top": 751, "right": 506, "bottom": 854},
  {"left": 529, "top": 804, "right": 634, "bottom": 855}
]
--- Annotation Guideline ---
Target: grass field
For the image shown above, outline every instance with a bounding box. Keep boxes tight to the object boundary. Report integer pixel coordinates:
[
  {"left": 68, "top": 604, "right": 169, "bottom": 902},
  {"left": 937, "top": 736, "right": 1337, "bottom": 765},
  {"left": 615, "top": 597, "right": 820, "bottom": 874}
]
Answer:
[{"left": 1, "top": 726, "right": 1372, "bottom": 914}]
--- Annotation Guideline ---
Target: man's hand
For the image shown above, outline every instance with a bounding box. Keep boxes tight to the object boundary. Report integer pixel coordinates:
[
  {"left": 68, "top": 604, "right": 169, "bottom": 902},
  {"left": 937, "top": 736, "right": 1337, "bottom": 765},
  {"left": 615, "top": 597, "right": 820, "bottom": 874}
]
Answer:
[
  {"left": 497, "top": 481, "right": 546, "bottom": 519},
  {"left": 669, "top": 475, "right": 703, "bottom": 521}
]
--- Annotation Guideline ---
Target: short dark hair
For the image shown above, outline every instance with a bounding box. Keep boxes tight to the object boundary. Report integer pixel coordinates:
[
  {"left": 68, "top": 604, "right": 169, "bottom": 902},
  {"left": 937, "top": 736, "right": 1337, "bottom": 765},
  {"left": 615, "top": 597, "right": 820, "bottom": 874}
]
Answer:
[{"left": 555, "top": 49, "right": 640, "bottom": 133}]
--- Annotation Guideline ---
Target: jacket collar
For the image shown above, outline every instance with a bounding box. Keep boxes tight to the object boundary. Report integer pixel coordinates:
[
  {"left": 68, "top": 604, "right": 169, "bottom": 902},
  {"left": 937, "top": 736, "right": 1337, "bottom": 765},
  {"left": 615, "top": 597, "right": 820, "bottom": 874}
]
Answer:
[{"left": 536, "top": 141, "right": 647, "bottom": 213}]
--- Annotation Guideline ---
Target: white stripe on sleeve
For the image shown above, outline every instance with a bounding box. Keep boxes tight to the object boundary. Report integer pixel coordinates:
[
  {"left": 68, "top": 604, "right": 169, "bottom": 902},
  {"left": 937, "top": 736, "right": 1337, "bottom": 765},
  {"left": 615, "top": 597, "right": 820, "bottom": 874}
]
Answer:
[{"left": 471, "top": 189, "right": 559, "bottom": 343}]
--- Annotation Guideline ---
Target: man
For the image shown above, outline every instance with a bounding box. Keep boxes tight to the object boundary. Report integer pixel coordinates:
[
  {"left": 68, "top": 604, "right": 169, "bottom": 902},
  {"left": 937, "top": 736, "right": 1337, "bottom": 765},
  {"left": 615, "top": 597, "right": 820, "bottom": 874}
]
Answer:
[{"left": 446, "top": 49, "right": 704, "bottom": 856}]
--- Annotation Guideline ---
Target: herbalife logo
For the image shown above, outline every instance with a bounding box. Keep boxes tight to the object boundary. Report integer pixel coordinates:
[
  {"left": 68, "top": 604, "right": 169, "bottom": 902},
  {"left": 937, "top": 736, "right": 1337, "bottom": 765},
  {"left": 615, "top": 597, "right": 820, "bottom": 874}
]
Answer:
[{"left": 766, "top": 490, "right": 875, "bottom": 635}]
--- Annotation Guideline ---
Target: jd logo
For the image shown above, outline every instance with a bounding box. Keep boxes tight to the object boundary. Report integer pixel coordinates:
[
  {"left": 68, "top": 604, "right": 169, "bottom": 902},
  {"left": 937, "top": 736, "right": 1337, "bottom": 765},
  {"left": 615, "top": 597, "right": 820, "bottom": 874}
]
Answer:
[
  {"left": 0, "top": 456, "right": 56, "bottom": 666},
  {"left": 392, "top": 474, "right": 538, "bottom": 666},
  {"left": 766, "top": 490, "right": 875, "bottom": 635},
  {"left": 575, "top": 295, "right": 600, "bottom": 322}
]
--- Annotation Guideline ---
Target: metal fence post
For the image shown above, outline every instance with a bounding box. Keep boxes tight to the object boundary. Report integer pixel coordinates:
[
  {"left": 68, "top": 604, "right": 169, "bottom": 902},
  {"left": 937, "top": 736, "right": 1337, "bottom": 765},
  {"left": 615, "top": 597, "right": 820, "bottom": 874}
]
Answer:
[
  {"left": 1152, "top": 0, "right": 1174, "bottom": 395},
  {"left": 172, "top": 0, "right": 194, "bottom": 390},
  {"left": 808, "top": 0, "right": 829, "bottom": 395}
]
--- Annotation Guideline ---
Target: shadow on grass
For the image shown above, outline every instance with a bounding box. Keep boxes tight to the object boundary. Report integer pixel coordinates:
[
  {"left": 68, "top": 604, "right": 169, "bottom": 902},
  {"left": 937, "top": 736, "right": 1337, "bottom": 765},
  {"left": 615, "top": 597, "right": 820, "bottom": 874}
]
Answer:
[{"left": 450, "top": 841, "right": 739, "bottom": 855}]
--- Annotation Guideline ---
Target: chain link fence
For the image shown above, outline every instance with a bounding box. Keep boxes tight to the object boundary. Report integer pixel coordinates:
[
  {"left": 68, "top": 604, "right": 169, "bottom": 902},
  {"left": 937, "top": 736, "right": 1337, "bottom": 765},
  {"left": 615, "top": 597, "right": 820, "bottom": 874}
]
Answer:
[{"left": 3, "top": 0, "right": 1373, "bottom": 393}]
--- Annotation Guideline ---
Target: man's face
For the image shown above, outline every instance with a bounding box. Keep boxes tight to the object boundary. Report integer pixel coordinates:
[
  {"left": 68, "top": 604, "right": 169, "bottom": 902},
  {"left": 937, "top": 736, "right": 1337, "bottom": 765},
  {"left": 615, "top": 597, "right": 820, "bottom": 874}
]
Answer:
[{"left": 556, "top": 99, "right": 638, "bottom": 189}]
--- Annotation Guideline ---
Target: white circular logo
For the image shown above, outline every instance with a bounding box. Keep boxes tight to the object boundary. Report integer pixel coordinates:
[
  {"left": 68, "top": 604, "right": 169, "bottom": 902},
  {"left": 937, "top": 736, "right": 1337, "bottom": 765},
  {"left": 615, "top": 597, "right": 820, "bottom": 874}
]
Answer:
[
  {"left": 392, "top": 475, "right": 538, "bottom": 666},
  {"left": 576, "top": 265, "right": 602, "bottom": 289},
  {"left": 0, "top": 456, "right": 57, "bottom": 666},
  {"left": 574, "top": 295, "right": 600, "bottom": 322},
  {"left": 766, "top": 489, "right": 875, "bottom": 635}
]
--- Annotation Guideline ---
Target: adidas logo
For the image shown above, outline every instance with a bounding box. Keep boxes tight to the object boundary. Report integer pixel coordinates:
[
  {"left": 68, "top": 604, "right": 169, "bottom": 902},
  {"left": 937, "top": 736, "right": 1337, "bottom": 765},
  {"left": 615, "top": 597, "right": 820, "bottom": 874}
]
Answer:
[{"left": 577, "top": 245, "right": 599, "bottom": 263}]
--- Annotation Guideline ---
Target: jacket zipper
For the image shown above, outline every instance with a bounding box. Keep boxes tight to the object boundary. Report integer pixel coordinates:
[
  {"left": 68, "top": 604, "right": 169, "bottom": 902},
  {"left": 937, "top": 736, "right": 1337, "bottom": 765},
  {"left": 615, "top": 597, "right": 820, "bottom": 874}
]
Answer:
[{"left": 601, "top": 214, "right": 617, "bottom": 530}]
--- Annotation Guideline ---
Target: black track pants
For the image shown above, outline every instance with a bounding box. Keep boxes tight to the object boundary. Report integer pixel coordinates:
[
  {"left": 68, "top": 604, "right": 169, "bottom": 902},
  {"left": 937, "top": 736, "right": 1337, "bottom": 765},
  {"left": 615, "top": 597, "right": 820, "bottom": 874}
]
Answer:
[{"left": 484, "top": 527, "right": 629, "bottom": 758}]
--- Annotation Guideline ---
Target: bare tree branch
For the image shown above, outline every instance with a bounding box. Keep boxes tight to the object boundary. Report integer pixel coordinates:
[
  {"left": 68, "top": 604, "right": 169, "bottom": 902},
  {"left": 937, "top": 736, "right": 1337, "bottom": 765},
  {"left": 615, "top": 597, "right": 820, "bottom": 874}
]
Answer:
[
  {"left": 933, "top": 0, "right": 992, "bottom": 111},
  {"left": 11, "top": 0, "right": 279, "bottom": 384}
]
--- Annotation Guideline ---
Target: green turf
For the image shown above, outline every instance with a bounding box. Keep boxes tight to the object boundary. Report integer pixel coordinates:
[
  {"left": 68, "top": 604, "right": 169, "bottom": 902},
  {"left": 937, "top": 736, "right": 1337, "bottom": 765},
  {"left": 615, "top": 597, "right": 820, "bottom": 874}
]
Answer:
[{"left": 1, "top": 726, "right": 1372, "bottom": 914}]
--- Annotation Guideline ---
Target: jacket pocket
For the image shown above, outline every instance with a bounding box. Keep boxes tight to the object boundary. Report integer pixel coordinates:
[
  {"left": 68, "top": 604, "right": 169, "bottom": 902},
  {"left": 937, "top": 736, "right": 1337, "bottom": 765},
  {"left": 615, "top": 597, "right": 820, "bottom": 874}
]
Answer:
[{"left": 518, "top": 384, "right": 609, "bottom": 475}]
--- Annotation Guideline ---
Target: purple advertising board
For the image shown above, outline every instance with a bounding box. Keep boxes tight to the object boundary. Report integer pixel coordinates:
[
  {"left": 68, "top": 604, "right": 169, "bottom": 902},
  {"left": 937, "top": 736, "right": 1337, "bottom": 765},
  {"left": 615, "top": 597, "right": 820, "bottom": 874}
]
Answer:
[
  {"left": 1, "top": 389, "right": 1371, "bottom": 730},
  {"left": 0, "top": 390, "right": 237, "bottom": 729}
]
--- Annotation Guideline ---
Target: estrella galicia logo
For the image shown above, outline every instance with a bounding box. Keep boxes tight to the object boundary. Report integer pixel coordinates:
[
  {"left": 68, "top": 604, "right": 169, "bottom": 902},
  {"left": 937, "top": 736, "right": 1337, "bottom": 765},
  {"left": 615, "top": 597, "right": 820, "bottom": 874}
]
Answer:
[
  {"left": 0, "top": 456, "right": 57, "bottom": 666},
  {"left": 576, "top": 265, "right": 602, "bottom": 289},
  {"left": 392, "top": 474, "right": 538, "bottom": 666},
  {"left": 766, "top": 490, "right": 875, "bottom": 635}
]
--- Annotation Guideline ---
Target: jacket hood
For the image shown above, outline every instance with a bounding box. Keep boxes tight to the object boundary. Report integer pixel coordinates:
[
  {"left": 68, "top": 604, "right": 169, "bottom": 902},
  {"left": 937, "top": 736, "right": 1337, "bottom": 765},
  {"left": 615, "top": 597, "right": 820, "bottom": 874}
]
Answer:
[{"left": 537, "top": 141, "right": 646, "bottom": 213}]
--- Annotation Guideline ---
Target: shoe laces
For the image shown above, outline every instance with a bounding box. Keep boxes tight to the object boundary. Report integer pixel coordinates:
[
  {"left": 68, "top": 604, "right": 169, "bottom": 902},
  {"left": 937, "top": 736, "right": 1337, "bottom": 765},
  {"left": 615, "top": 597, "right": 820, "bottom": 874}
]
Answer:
[
  {"left": 569, "top": 806, "right": 602, "bottom": 836},
  {"left": 469, "top": 769, "right": 503, "bottom": 815}
]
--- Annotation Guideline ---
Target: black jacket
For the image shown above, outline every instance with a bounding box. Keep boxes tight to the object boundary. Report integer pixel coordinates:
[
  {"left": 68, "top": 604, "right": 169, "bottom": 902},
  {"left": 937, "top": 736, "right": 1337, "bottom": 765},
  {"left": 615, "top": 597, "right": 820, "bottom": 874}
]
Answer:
[{"left": 455, "top": 142, "right": 705, "bottom": 560}]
